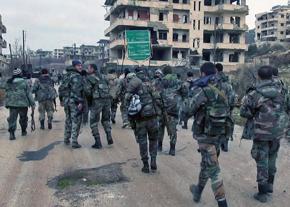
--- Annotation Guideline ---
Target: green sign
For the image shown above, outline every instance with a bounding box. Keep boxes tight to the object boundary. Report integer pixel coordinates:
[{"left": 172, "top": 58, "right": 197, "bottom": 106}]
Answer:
[{"left": 126, "top": 30, "right": 151, "bottom": 61}]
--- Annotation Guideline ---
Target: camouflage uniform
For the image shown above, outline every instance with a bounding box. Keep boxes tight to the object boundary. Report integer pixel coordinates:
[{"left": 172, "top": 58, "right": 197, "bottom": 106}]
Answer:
[
  {"left": 107, "top": 73, "right": 119, "bottom": 123},
  {"left": 180, "top": 78, "right": 192, "bottom": 129},
  {"left": 187, "top": 75, "right": 234, "bottom": 204},
  {"left": 32, "top": 74, "right": 57, "bottom": 128},
  {"left": 216, "top": 71, "right": 236, "bottom": 152},
  {"left": 125, "top": 74, "right": 159, "bottom": 173},
  {"left": 5, "top": 77, "right": 35, "bottom": 138},
  {"left": 59, "top": 67, "right": 84, "bottom": 145},
  {"left": 160, "top": 73, "right": 183, "bottom": 155},
  {"left": 117, "top": 77, "right": 129, "bottom": 127},
  {"left": 84, "top": 72, "right": 113, "bottom": 147},
  {"left": 240, "top": 80, "right": 289, "bottom": 199}
]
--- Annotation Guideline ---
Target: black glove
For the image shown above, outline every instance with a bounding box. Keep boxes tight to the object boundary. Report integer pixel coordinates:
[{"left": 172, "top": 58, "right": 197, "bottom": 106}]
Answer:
[{"left": 81, "top": 70, "right": 87, "bottom": 76}]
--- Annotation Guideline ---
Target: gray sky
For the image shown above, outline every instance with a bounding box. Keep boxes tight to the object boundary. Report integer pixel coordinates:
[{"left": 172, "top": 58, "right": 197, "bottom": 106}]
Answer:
[{"left": 0, "top": 0, "right": 288, "bottom": 52}]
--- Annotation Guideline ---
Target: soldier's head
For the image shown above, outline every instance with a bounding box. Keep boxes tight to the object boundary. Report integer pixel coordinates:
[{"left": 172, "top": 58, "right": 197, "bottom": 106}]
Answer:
[
  {"left": 200, "top": 62, "right": 216, "bottom": 77},
  {"left": 13, "top": 68, "right": 22, "bottom": 77},
  {"left": 154, "top": 69, "right": 163, "bottom": 78},
  {"left": 135, "top": 67, "right": 143, "bottom": 73},
  {"left": 41, "top": 68, "right": 49, "bottom": 76},
  {"left": 88, "top": 64, "right": 98, "bottom": 74},
  {"left": 271, "top": 67, "right": 279, "bottom": 77},
  {"left": 124, "top": 68, "right": 130, "bottom": 78},
  {"left": 258, "top": 66, "right": 273, "bottom": 80},
  {"left": 162, "top": 65, "right": 172, "bottom": 75},
  {"left": 215, "top": 63, "right": 223, "bottom": 72},
  {"left": 72, "top": 60, "right": 82, "bottom": 72}
]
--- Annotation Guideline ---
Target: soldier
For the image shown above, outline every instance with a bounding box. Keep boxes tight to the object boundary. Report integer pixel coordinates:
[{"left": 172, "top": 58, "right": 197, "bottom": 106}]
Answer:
[
  {"left": 32, "top": 68, "right": 57, "bottom": 130},
  {"left": 187, "top": 62, "right": 233, "bottom": 207},
  {"left": 84, "top": 64, "right": 114, "bottom": 149},
  {"left": 240, "top": 66, "right": 289, "bottom": 203},
  {"left": 5, "top": 68, "right": 35, "bottom": 140},
  {"left": 180, "top": 71, "right": 194, "bottom": 130},
  {"left": 107, "top": 69, "right": 119, "bottom": 124},
  {"left": 117, "top": 68, "right": 130, "bottom": 128},
  {"left": 215, "top": 63, "right": 236, "bottom": 152},
  {"left": 125, "top": 72, "right": 159, "bottom": 173},
  {"left": 58, "top": 60, "right": 85, "bottom": 149},
  {"left": 159, "top": 66, "right": 183, "bottom": 156}
]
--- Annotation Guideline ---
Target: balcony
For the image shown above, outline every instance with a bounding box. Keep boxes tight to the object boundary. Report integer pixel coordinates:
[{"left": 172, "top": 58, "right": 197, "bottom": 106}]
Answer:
[
  {"left": 105, "top": 18, "right": 150, "bottom": 36},
  {"left": 261, "top": 26, "right": 277, "bottom": 31},
  {"left": 110, "top": 39, "right": 125, "bottom": 49},
  {"left": 205, "top": 4, "right": 249, "bottom": 14},
  {"left": 172, "top": 41, "right": 190, "bottom": 49},
  {"left": 172, "top": 22, "right": 191, "bottom": 30},
  {"left": 204, "top": 23, "right": 248, "bottom": 31},
  {"left": 203, "top": 43, "right": 247, "bottom": 50},
  {"left": 152, "top": 40, "right": 172, "bottom": 48}
]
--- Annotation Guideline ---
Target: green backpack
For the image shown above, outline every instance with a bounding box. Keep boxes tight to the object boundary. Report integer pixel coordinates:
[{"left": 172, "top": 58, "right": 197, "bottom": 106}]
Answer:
[{"left": 58, "top": 73, "right": 71, "bottom": 101}]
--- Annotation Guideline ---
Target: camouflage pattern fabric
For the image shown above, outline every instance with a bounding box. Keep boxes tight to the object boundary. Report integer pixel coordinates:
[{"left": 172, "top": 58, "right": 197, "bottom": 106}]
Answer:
[
  {"left": 7, "top": 107, "right": 28, "bottom": 133},
  {"left": 38, "top": 100, "right": 54, "bottom": 123},
  {"left": 64, "top": 104, "right": 82, "bottom": 143},
  {"left": 198, "top": 143, "right": 226, "bottom": 201},
  {"left": 32, "top": 75, "right": 57, "bottom": 102},
  {"left": 240, "top": 80, "right": 289, "bottom": 142},
  {"left": 136, "top": 118, "right": 159, "bottom": 161},
  {"left": 117, "top": 78, "right": 129, "bottom": 125},
  {"left": 111, "top": 98, "right": 118, "bottom": 121},
  {"left": 157, "top": 115, "right": 166, "bottom": 144},
  {"left": 5, "top": 77, "right": 35, "bottom": 108},
  {"left": 90, "top": 99, "right": 112, "bottom": 141},
  {"left": 251, "top": 140, "right": 280, "bottom": 185},
  {"left": 167, "top": 115, "right": 178, "bottom": 145}
]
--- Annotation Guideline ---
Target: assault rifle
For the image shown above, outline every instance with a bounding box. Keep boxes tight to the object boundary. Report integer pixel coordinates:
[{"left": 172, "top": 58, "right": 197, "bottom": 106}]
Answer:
[{"left": 31, "top": 107, "right": 36, "bottom": 132}]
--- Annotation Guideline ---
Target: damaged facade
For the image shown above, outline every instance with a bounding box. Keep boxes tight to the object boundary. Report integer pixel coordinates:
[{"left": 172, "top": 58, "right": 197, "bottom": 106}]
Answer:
[
  {"left": 0, "top": 14, "right": 8, "bottom": 74},
  {"left": 104, "top": 0, "right": 248, "bottom": 71},
  {"left": 255, "top": 3, "right": 290, "bottom": 44}
]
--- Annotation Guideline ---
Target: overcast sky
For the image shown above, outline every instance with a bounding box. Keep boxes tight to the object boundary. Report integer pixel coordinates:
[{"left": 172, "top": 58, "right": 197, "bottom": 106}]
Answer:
[{"left": 0, "top": 0, "right": 288, "bottom": 52}]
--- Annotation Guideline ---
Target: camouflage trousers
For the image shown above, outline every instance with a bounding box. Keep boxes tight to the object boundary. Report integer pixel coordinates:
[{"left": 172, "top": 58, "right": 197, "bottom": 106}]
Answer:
[
  {"left": 197, "top": 143, "right": 226, "bottom": 201},
  {"left": 64, "top": 104, "right": 82, "bottom": 143},
  {"left": 158, "top": 115, "right": 178, "bottom": 145},
  {"left": 120, "top": 100, "right": 129, "bottom": 124},
  {"left": 7, "top": 107, "right": 28, "bottom": 133},
  {"left": 251, "top": 140, "right": 280, "bottom": 185},
  {"left": 38, "top": 100, "right": 54, "bottom": 123},
  {"left": 135, "top": 118, "right": 159, "bottom": 162},
  {"left": 111, "top": 99, "right": 118, "bottom": 121},
  {"left": 90, "top": 99, "right": 112, "bottom": 140}
]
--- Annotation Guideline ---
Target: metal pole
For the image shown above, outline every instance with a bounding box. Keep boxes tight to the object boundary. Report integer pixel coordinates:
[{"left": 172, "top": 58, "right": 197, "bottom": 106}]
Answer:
[
  {"left": 22, "top": 30, "right": 26, "bottom": 70},
  {"left": 9, "top": 43, "right": 13, "bottom": 70}
]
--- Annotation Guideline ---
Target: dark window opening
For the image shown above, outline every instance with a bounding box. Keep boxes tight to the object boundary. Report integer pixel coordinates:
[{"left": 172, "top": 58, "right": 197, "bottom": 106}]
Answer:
[
  {"left": 229, "top": 52, "right": 239, "bottom": 62},
  {"left": 203, "top": 51, "right": 211, "bottom": 61},
  {"left": 203, "top": 33, "right": 212, "bottom": 43}
]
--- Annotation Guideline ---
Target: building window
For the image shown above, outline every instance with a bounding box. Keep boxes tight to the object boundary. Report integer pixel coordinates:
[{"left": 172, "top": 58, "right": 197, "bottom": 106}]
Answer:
[
  {"left": 281, "top": 14, "right": 285, "bottom": 18},
  {"left": 281, "top": 31, "right": 284, "bottom": 35},
  {"left": 173, "top": 0, "right": 179, "bottom": 3},
  {"left": 173, "top": 33, "right": 179, "bottom": 41},
  {"left": 159, "top": 12, "right": 164, "bottom": 21},
  {"left": 172, "top": 50, "right": 179, "bottom": 58},
  {"left": 173, "top": 14, "right": 179, "bottom": 23},
  {"left": 193, "top": 20, "right": 196, "bottom": 30},
  {"left": 203, "top": 33, "right": 211, "bottom": 43},
  {"left": 182, "top": 34, "right": 188, "bottom": 42},
  {"left": 183, "top": 15, "right": 188, "bottom": 23},
  {"left": 229, "top": 33, "right": 240, "bottom": 43},
  {"left": 194, "top": 1, "right": 196, "bottom": 11},
  {"left": 204, "top": 0, "right": 211, "bottom": 6},
  {"left": 203, "top": 51, "right": 211, "bottom": 61},
  {"left": 159, "top": 31, "right": 168, "bottom": 40},
  {"left": 229, "top": 52, "right": 239, "bottom": 63},
  {"left": 204, "top": 16, "right": 211, "bottom": 25},
  {"left": 281, "top": 23, "right": 284, "bottom": 26},
  {"left": 198, "top": 1, "right": 201, "bottom": 11},
  {"left": 198, "top": 20, "right": 201, "bottom": 30}
]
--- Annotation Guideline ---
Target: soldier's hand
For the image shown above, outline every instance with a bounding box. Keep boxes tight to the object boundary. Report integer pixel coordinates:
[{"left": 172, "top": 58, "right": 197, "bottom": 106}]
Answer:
[{"left": 77, "top": 103, "right": 83, "bottom": 111}]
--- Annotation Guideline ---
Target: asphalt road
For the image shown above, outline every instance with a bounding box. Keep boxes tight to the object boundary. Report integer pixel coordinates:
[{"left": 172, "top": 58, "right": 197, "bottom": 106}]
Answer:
[{"left": 0, "top": 106, "right": 289, "bottom": 207}]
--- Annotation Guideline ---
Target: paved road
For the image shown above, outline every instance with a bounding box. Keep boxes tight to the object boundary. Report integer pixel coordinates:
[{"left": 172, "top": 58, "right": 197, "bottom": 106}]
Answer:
[{"left": 0, "top": 106, "right": 289, "bottom": 207}]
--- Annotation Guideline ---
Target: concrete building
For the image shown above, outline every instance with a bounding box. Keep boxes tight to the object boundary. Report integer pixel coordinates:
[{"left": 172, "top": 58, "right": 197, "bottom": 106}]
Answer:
[
  {"left": 0, "top": 14, "right": 8, "bottom": 73},
  {"left": 255, "top": 2, "right": 290, "bottom": 44},
  {"left": 53, "top": 49, "right": 64, "bottom": 59},
  {"left": 62, "top": 45, "right": 99, "bottom": 62},
  {"left": 104, "top": 0, "right": 248, "bottom": 71}
]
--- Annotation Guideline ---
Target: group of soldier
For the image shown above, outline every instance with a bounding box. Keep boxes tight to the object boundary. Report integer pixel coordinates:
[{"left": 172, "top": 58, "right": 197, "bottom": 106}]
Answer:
[{"left": 3, "top": 59, "right": 290, "bottom": 207}]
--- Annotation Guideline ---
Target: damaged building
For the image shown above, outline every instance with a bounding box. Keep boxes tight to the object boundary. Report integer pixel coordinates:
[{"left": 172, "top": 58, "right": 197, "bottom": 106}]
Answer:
[{"left": 104, "top": 0, "right": 248, "bottom": 71}]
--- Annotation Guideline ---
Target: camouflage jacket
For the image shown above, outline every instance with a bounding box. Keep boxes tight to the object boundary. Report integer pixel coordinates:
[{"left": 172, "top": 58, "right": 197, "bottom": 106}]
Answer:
[
  {"left": 84, "top": 73, "right": 110, "bottom": 100},
  {"left": 160, "top": 74, "right": 183, "bottom": 116},
  {"left": 62, "top": 67, "right": 85, "bottom": 106},
  {"left": 240, "top": 80, "right": 290, "bottom": 141},
  {"left": 32, "top": 75, "right": 57, "bottom": 102},
  {"left": 107, "top": 73, "right": 119, "bottom": 99},
  {"left": 5, "top": 77, "right": 35, "bottom": 108},
  {"left": 117, "top": 77, "right": 128, "bottom": 101},
  {"left": 125, "top": 76, "right": 159, "bottom": 119},
  {"left": 187, "top": 75, "right": 234, "bottom": 144}
]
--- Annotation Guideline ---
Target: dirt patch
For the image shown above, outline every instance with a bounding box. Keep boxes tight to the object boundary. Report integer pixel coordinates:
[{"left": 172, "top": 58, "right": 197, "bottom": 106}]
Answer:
[{"left": 47, "top": 163, "right": 129, "bottom": 207}]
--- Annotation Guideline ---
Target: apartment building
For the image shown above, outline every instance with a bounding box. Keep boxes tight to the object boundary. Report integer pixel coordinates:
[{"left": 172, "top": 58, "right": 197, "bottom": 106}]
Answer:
[
  {"left": 53, "top": 49, "right": 64, "bottom": 59},
  {"left": 104, "top": 0, "right": 248, "bottom": 71},
  {"left": 0, "top": 14, "right": 8, "bottom": 72},
  {"left": 255, "top": 3, "right": 290, "bottom": 44}
]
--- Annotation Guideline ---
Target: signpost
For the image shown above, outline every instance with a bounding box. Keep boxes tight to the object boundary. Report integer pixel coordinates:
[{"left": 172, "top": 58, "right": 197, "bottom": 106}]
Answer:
[{"left": 125, "top": 30, "right": 151, "bottom": 61}]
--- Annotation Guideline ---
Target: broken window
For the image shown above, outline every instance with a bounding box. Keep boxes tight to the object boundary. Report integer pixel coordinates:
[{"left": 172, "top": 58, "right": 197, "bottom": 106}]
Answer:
[
  {"left": 203, "top": 33, "right": 212, "bottom": 43},
  {"left": 230, "top": 16, "right": 241, "bottom": 27},
  {"left": 172, "top": 50, "right": 179, "bottom": 59},
  {"left": 229, "top": 52, "right": 239, "bottom": 62},
  {"left": 173, "top": 33, "right": 179, "bottom": 41},
  {"left": 159, "top": 30, "right": 168, "bottom": 40}
]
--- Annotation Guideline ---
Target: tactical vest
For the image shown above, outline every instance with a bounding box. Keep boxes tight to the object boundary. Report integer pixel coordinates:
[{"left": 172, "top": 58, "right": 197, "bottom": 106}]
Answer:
[
  {"left": 35, "top": 77, "right": 56, "bottom": 102},
  {"left": 92, "top": 75, "right": 110, "bottom": 99}
]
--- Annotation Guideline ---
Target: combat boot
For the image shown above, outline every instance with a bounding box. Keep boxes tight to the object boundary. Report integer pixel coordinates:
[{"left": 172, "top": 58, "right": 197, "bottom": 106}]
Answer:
[
  {"left": 21, "top": 130, "right": 27, "bottom": 136},
  {"left": 111, "top": 118, "right": 116, "bottom": 124},
  {"left": 169, "top": 143, "right": 176, "bottom": 156},
  {"left": 151, "top": 158, "right": 157, "bottom": 171},
  {"left": 48, "top": 121, "right": 52, "bottom": 130},
  {"left": 142, "top": 160, "right": 150, "bottom": 174},
  {"left": 107, "top": 134, "right": 114, "bottom": 145},
  {"left": 40, "top": 120, "right": 45, "bottom": 130},
  {"left": 267, "top": 175, "right": 275, "bottom": 193},
  {"left": 254, "top": 184, "right": 268, "bottom": 203},
  {"left": 217, "top": 199, "right": 228, "bottom": 207},
  {"left": 182, "top": 122, "right": 188, "bottom": 129},
  {"left": 64, "top": 139, "right": 70, "bottom": 145},
  {"left": 72, "top": 142, "right": 82, "bottom": 149},
  {"left": 190, "top": 184, "right": 204, "bottom": 203},
  {"left": 92, "top": 137, "right": 103, "bottom": 149},
  {"left": 158, "top": 141, "right": 163, "bottom": 152},
  {"left": 9, "top": 131, "right": 16, "bottom": 140}
]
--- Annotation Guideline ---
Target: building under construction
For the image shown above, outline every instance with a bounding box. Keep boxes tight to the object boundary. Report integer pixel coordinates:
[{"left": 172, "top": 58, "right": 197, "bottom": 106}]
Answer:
[
  {"left": 104, "top": 0, "right": 248, "bottom": 71},
  {"left": 0, "top": 14, "right": 8, "bottom": 73}
]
